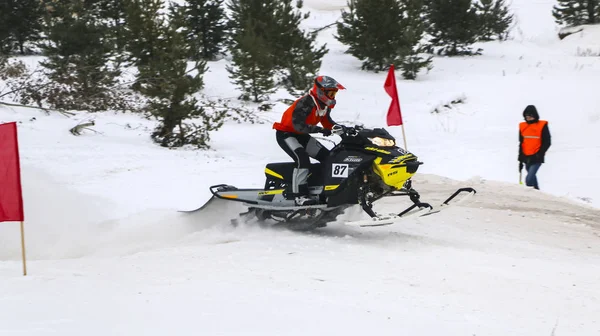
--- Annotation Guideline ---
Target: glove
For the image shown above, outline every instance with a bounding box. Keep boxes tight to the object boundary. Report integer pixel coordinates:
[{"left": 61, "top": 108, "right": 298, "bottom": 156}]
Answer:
[
  {"left": 535, "top": 152, "right": 544, "bottom": 160},
  {"left": 332, "top": 124, "right": 346, "bottom": 135},
  {"left": 518, "top": 161, "right": 523, "bottom": 171},
  {"left": 310, "top": 126, "right": 324, "bottom": 134},
  {"left": 320, "top": 128, "right": 332, "bottom": 136},
  {"left": 526, "top": 153, "right": 543, "bottom": 163}
]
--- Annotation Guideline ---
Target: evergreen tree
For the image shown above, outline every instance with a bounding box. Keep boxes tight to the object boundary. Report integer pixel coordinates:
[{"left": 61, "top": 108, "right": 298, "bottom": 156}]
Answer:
[
  {"left": 143, "top": 28, "right": 216, "bottom": 148},
  {"left": 0, "top": 0, "right": 43, "bottom": 55},
  {"left": 275, "top": 1, "right": 327, "bottom": 96},
  {"left": 226, "top": 0, "right": 327, "bottom": 100},
  {"left": 552, "top": 0, "right": 599, "bottom": 26},
  {"left": 171, "top": 0, "right": 227, "bottom": 61},
  {"left": 126, "top": 0, "right": 220, "bottom": 148},
  {"left": 98, "top": 0, "right": 128, "bottom": 54},
  {"left": 226, "top": 19, "right": 276, "bottom": 102},
  {"left": 12, "top": 0, "right": 44, "bottom": 54},
  {"left": 35, "top": 0, "right": 123, "bottom": 111},
  {"left": 281, "top": 32, "right": 327, "bottom": 96},
  {"left": 475, "top": 0, "right": 514, "bottom": 41},
  {"left": 124, "top": 0, "right": 168, "bottom": 90},
  {"left": 336, "top": 0, "right": 431, "bottom": 79},
  {"left": 226, "top": 0, "right": 278, "bottom": 101},
  {"left": 0, "top": 1, "right": 12, "bottom": 54},
  {"left": 425, "top": 0, "right": 481, "bottom": 56}
]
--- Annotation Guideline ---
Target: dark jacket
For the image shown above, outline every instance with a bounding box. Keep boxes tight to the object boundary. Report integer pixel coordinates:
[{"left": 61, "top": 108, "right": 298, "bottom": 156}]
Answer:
[{"left": 519, "top": 105, "right": 551, "bottom": 164}]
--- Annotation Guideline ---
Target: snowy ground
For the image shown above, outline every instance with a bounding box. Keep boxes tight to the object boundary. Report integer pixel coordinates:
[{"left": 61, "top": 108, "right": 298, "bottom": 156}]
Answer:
[{"left": 1, "top": 0, "right": 600, "bottom": 335}]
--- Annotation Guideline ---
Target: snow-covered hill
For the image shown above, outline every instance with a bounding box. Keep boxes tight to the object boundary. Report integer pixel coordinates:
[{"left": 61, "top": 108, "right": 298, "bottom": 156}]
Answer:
[{"left": 1, "top": 0, "right": 599, "bottom": 335}]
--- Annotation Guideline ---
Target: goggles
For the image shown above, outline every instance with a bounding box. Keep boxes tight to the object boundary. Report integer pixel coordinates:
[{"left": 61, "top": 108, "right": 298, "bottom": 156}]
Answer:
[{"left": 324, "top": 89, "right": 338, "bottom": 99}]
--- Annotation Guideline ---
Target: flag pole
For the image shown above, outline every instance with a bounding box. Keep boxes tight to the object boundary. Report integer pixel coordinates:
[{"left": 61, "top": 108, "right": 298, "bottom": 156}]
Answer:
[
  {"left": 395, "top": 83, "right": 408, "bottom": 151},
  {"left": 519, "top": 161, "right": 524, "bottom": 185},
  {"left": 395, "top": 94, "right": 408, "bottom": 151},
  {"left": 400, "top": 124, "right": 408, "bottom": 151},
  {"left": 20, "top": 221, "right": 27, "bottom": 276}
]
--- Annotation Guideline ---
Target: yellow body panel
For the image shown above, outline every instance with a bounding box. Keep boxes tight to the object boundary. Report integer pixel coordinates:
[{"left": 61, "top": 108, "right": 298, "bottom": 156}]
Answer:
[
  {"left": 365, "top": 147, "right": 391, "bottom": 154},
  {"left": 258, "top": 189, "right": 284, "bottom": 195},
  {"left": 265, "top": 168, "right": 284, "bottom": 180},
  {"left": 372, "top": 154, "right": 418, "bottom": 189}
]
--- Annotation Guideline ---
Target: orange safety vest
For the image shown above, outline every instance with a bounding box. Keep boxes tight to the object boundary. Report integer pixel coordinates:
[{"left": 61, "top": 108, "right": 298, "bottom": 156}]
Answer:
[
  {"left": 520, "top": 120, "right": 547, "bottom": 156},
  {"left": 273, "top": 94, "right": 334, "bottom": 133}
]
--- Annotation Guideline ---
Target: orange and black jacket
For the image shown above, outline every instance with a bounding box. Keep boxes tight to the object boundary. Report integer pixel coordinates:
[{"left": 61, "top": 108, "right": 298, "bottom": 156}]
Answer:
[
  {"left": 273, "top": 93, "right": 336, "bottom": 134},
  {"left": 519, "top": 120, "right": 551, "bottom": 164}
]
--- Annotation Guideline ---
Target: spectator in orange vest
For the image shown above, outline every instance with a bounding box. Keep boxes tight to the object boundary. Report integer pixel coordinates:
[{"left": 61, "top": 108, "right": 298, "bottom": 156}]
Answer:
[{"left": 518, "top": 105, "right": 551, "bottom": 190}]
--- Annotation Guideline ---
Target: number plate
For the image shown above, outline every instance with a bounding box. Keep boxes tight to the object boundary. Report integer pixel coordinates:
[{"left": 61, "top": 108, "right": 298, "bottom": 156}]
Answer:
[{"left": 331, "top": 163, "right": 349, "bottom": 178}]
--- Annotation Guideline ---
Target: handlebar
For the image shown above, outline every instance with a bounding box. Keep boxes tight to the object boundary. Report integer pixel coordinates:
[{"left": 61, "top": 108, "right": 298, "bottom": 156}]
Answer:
[{"left": 332, "top": 124, "right": 362, "bottom": 136}]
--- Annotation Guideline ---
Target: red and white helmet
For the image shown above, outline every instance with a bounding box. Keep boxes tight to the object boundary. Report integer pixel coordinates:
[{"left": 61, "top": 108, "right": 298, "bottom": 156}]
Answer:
[{"left": 310, "top": 75, "right": 345, "bottom": 108}]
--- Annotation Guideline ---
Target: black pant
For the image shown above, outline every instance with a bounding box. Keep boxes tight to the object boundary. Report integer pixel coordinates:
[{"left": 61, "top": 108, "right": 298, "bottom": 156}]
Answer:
[{"left": 276, "top": 130, "right": 329, "bottom": 195}]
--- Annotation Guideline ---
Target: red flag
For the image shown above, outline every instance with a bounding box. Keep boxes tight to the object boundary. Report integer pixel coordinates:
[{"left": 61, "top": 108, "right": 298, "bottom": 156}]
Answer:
[
  {"left": 384, "top": 64, "right": 403, "bottom": 126},
  {"left": 0, "top": 122, "right": 24, "bottom": 222}
]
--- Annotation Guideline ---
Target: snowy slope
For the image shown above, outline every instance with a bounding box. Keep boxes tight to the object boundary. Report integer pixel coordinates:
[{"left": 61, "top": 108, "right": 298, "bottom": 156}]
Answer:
[
  {"left": 300, "top": 1, "right": 600, "bottom": 207},
  {"left": 1, "top": 0, "right": 600, "bottom": 335}
]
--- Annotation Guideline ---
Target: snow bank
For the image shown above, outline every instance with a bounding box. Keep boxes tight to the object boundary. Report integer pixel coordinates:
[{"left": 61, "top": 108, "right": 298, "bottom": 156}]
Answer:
[
  {"left": 303, "top": 0, "right": 348, "bottom": 11},
  {"left": 0, "top": 167, "right": 111, "bottom": 260},
  {"left": 0, "top": 166, "right": 235, "bottom": 260},
  {"left": 558, "top": 24, "right": 600, "bottom": 57}
]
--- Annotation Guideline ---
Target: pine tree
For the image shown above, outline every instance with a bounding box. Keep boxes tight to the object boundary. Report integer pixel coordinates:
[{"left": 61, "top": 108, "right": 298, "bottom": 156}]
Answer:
[
  {"left": 552, "top": 0, "right": 599, "bottom": 26},
  {"left": 12, "top": 0, "right": 44, "bottom": 54},
  {"left": 35, "top": 0, "right": 123, "bottom": 111},
  {"left": 0, "top": 0, "right": 43, "bottom": 55},
  {"left": 171, "top": 0, "right": 227, "bottom": 61},
  {"left": 336, "top": 0, "right": 431, "bottom": 79},
  {"left": 281, "top": 32, "right": 327, "bottom": 96},
  {"left": 126, "top": 0, "right": 220, "bottom": 148},
  {"left": 0, "top": 1, "right": 12, "bottom": 54},
  {"left": 226, "top": 0, "right": 278, "bottom": 102},
  {"left": 425, "top": 0, "right": 481, "bottom": 56},
  {"left": 274, "top": 1, "right": 328, "bottom": 96},
  {"left": 475, "top": 0, "right": 514, "bottom": 41},
  {"left": 226, "top": 0, "right": 279, "bottom": 49},
  {"left": 143, "top": 27, "right": 215, "bottom": 148},
  {"left": 337, "top": 0, "right": 397, "bottom": 71},
  {"left": 226, "top": 19, "right": 276, "bottom": 102},
  {"left": 124, "top": 0, "right": 168, "bottom": 90},
  {"left": 226, "top": 0, "right": 328, "bottom": 99},
  {"left": 97, "top": 0, "right": 128, "bottom": 54},
  {"left": 400, "top": 0, "right": 433, "bottom": 79}
]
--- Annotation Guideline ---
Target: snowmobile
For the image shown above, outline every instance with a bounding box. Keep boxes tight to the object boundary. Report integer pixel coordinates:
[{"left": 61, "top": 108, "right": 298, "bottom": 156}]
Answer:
[{"left": 186, "top": 124, "right": 476, "bottom": 231}]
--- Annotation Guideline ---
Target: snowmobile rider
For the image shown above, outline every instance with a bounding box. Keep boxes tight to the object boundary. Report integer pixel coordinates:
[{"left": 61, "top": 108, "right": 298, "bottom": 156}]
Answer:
[
  {"left": 518, "top": 105, "right": 551, "bottom": 190},
  {"left": 273, "top": 75, "right": 346, "bottom": 206}
]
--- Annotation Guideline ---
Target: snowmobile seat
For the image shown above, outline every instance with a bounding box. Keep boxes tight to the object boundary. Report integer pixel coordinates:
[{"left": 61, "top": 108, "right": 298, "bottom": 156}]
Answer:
[{"left": 265, "top": 162, "right": 323, "bottom": 185}]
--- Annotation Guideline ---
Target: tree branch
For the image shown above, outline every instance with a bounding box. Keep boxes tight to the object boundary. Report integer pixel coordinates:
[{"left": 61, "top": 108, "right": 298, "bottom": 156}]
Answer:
[
  {"left": 311, "top": 21, "right": 339, "bottom": 34},
  {"left": 0, "top": 100, "right": 75, "bottom": 117},
  {"left": 69, "top": 121, "right": 97, "bottom": 135}
]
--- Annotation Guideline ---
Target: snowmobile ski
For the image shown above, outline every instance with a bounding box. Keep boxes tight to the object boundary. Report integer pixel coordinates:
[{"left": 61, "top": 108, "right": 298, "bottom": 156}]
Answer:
[
  {"left": 344, "top": 187, "right": 477, "bottom": 227},
  {"left": 343, "top": 205, "right": 433, "bottom": 227}
]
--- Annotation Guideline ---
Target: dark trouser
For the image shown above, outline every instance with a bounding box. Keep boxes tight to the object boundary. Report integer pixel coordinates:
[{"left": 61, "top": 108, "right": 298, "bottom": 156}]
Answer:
[
  {"left": 276, "top": 130, "right": 329, "bottom": 196},
  {"left": 525, "top": 162, "right": 541, "bottom": 190}
]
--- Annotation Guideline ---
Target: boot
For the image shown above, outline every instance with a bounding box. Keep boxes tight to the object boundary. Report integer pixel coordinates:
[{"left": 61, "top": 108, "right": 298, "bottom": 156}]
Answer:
[
  {"left": 294, "top": 184, "right": 317, "bottom": 206},
  {"left": 295, "top": 195, "right": 317, "bottom": 206}
]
